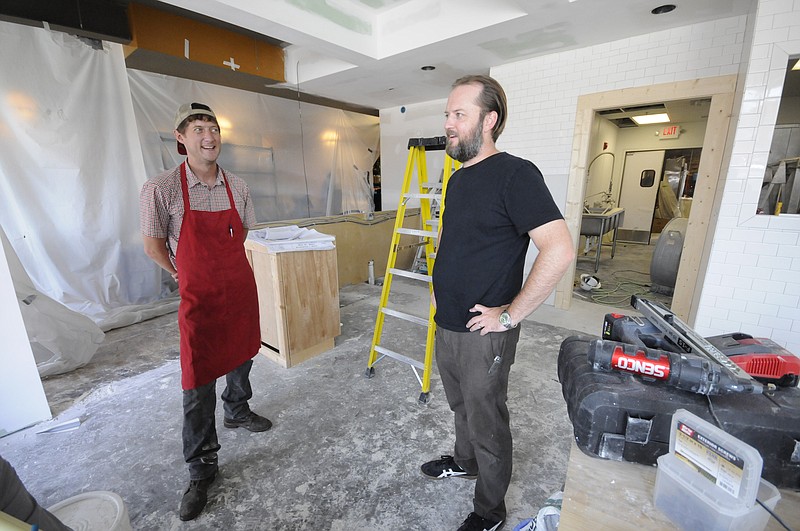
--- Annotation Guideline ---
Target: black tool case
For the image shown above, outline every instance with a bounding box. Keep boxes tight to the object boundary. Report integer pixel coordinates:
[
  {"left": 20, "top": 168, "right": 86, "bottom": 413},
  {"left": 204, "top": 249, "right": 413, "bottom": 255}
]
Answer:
[{"left": 558, "top": 335, "right": 800, "bottom": 489}]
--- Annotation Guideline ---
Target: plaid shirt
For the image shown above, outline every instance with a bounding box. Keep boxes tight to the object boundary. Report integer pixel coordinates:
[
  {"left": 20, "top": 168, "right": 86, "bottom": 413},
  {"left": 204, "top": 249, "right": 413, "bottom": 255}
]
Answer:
[{"left": 139, "top": 163, "right": 256, "bottom": 264}]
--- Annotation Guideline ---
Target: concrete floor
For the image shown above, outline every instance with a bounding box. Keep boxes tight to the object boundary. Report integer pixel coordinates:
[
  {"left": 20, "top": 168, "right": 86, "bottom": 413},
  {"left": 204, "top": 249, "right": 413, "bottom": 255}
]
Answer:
[
  {"left": 572, "top": 235, "right": 673, "bottom": 309},
  {"left": 1, "top": 239, "right": 667, "bottom": 530}
]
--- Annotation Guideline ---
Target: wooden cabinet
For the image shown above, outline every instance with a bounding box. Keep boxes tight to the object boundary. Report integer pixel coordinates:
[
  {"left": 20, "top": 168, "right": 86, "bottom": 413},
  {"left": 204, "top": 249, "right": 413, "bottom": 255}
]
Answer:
[{"left": 245, "top": 240, "right": 341, "bottom": 368}]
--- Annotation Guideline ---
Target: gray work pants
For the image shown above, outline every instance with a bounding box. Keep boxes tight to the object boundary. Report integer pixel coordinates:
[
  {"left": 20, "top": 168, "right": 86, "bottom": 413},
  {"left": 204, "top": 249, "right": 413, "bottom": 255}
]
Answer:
[
  {"left": 435, "top": 325, "right": 520, "bottom": 523},
  {"left": 0, "top": 455, "right": 72, "bottom": 530},
  {"left": 182, "top": 359, "right": 254, "bottom": 481}
]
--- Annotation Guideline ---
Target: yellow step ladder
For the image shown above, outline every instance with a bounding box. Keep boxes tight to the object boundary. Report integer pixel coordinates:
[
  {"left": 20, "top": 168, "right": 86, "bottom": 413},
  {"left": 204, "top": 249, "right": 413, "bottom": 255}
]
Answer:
[{"left": 364, "top": 136, "right": 459, "bottom": 404}]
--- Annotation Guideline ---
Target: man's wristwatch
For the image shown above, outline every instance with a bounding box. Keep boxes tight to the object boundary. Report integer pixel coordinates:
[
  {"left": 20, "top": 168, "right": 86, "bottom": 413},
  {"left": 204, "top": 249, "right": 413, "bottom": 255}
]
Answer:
[{"left": 499, "top": 310, "right": 517, "bottom": 330}]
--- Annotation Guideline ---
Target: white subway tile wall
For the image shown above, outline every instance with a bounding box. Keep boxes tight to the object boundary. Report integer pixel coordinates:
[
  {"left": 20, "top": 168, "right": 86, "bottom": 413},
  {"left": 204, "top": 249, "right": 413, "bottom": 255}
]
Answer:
[
  {"left": 493, "top": 0, "right": 800, "bottom": 354},
  {"left": 716, "top": 0, "right": 800, "bottom": 353}
]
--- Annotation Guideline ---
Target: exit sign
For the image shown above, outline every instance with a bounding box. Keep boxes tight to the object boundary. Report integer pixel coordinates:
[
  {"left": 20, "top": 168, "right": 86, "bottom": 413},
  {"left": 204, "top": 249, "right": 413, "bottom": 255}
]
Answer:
[{"left": 660, "top": 124, "right": 681, "bottom": 139}]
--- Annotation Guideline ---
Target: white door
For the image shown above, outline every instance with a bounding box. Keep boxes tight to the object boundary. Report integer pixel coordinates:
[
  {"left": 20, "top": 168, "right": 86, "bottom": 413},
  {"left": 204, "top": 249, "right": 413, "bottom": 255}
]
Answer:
[{"left": 618, "top": 150, "right": 665, "bottom": 244}]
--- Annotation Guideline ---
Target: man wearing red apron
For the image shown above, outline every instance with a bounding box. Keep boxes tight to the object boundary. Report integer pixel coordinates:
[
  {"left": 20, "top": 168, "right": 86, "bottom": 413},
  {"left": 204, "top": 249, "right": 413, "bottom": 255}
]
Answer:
[{"left": 139, "top": 103, "right": 271, "bottom": 521}]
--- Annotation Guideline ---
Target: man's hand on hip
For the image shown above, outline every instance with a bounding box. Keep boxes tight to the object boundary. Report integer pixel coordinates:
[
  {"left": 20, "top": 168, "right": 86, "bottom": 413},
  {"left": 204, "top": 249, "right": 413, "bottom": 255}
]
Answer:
[{"left": 467, "top": 304, "right": 507, "bottom": 335}]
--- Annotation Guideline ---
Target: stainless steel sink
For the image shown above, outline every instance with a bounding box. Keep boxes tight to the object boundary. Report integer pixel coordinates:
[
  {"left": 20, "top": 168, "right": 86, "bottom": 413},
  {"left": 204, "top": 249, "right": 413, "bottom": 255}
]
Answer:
[
  {"left": 581, "top": 216, "right": 605, "bottom": 235},
  {"left": 579, "top": 207, "right": 625, "bottom": 272}
]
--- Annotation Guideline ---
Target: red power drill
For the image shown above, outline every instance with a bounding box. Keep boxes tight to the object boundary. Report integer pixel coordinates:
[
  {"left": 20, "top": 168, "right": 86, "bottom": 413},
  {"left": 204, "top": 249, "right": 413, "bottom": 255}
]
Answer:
[{"left": 587, "top": 338, "right": 751, "bottom": 395}]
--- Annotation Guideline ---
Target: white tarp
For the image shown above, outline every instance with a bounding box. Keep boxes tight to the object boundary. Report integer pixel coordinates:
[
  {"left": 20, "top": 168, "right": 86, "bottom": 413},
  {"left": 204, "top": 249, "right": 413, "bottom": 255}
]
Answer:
[
  {"left": 0, "top": 20, "right": 379, "bottom": 344},
  {"left": 2, "top": 225, "right": 104, "bottom": 377},
  {"left": 128, "top": 70, "right": 379, "bottom": 223},
  {"left": 0, "top": 22, "right": 160, "bottom": 332}
]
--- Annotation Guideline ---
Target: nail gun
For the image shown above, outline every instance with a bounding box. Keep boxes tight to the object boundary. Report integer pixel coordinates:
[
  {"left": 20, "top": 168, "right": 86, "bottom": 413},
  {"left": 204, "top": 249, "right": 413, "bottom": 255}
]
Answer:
[
  {"left": 597, "top": 296, "right": 799, "bottom": 394},
  {"left": 587, "top": 338, "right": 749, "bottom": 395}
]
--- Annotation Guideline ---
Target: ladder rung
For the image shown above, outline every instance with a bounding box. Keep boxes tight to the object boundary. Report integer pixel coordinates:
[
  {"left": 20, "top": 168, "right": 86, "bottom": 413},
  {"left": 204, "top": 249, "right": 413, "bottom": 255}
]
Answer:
[
  {"left": 374, "top": 346, "right": 425, "bottom": 370},
  {"left": 389, "top": 268, "right": 431, "bottom": 283},
  {"left": 403, "top": 193, "right": 441, "bottom": 200},
  {"left": 421, "top": 182, "right": 443, "bottom": 190},
  {"left": 396, "top": 228, "right": 438, "bottom": 238},
  {"left": 381, "top": 307, "right": 430, "bottom": 326},
  {"left": 425, "top": 219, "right": 439, "bottom": 227}
]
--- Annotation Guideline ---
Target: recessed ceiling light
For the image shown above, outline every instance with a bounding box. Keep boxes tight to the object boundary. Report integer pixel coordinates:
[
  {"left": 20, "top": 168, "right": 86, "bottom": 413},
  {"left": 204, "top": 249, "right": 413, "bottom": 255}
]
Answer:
[
  {"left": 651, "top": 4, "right": 676, "bottom": 15},
  {"left": 421, "top": 65, "right": 435, "bottom": 71},
  {"left": 632, "top": 113, "right": 671, "bottom": 125}
]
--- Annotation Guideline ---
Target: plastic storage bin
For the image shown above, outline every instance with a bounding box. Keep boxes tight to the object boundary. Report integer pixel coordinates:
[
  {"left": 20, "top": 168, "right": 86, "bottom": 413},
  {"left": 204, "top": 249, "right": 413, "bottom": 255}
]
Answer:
[
  {"left": 653, "top": 409, "right": 781, "bottom": 531},
  {"left": 654, "top": 454, "right": 780, "bottom": 531}
]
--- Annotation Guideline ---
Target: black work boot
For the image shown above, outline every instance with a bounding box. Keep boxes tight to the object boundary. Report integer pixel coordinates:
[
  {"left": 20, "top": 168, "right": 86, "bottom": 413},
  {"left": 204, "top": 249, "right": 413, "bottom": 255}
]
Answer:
[
  {"left": 223, "top": 411, "right": 273, "bottom": 432},
  {"left": 179, "top": 474, "right": 216, "bottom": 521}
]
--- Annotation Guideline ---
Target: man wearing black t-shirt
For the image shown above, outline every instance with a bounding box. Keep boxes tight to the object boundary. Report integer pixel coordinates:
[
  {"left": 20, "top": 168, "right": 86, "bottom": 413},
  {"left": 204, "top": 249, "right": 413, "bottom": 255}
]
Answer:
[{"left": 421, "top": 75, "right": 575, "bottom": 531}]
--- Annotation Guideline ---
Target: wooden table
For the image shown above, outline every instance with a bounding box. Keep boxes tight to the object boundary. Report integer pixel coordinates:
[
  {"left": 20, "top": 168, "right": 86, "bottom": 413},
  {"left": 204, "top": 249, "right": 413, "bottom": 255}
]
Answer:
[
  {"left": 580, "top": 207, "right": 625, "bottom": 272},
  {"left": 559, "top": 442, "right": 800, "bottom": 530}
]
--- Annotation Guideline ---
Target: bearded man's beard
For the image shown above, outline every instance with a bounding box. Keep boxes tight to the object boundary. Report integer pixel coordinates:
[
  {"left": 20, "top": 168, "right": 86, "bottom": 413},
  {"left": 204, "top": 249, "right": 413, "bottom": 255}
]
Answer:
[{"left": 446, "top": 119, "right": 484, "bottom": 162}]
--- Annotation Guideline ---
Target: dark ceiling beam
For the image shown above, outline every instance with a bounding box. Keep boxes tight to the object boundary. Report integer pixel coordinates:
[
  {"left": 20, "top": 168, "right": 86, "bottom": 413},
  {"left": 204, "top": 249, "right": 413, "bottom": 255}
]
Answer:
[{"left": 0, "top": 0, "right": 131, "bottom": 44}]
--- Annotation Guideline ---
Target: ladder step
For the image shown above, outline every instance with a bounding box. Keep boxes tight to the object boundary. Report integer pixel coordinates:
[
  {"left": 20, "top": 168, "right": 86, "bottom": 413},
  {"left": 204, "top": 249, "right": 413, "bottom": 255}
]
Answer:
[
  {"left": 381, "top": 307, "right": 430, "bottom": 326},
  {"left": 402, "top": 193, "right": 441, "bottom": 200},
  {"left": 389, "top": 268, "right": 431, "bottom": 283},
  {"left": 425, "top": 219, "right": 439, "bottom": 228},
  {"left": 396, "top": 228, "right": 438, "bottom": 238},
  {"left": 421, "top": 182, "right": 443, "bottom": 190},
  {"left": 374, "top": 346, "right": 425, "bottom": 370},
  {"left": 407, "top": 136, "right": 446, "bottom": 150}
]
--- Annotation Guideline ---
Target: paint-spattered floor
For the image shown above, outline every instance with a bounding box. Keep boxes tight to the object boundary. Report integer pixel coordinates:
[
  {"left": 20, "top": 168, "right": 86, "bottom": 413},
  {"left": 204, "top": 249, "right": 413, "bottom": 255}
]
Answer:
[
  {"left": 2, "top": 277, "right": 590, "bottom": 530},
  {"left": 573, "top": 235, "right": 673, "bottom": 309}
]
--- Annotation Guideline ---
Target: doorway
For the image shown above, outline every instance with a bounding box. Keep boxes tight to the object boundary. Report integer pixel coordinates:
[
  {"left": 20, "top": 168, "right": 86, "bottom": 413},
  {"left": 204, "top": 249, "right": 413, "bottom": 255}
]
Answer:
[
  {"left": 555, "top": 75, "right": 738, "bottom": 322},
  {"left": 575, "top": 147, "right": 704, "bottom": 309}
]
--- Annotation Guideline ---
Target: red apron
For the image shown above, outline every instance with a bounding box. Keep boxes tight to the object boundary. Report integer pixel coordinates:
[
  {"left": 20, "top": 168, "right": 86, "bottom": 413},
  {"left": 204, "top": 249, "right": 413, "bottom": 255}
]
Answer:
[{"left": 176, "top": 162, "right": 261, "bottom": 390}]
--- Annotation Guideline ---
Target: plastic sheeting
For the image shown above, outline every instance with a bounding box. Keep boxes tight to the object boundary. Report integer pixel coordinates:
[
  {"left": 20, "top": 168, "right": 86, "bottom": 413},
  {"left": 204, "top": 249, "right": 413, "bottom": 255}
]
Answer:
[
  {"left": 2, "top": 225, "right": 104, "bottom": 377},
  {"left": 656, "top": 157, "right": 684, "bottom": 219},
  {"left": 0, "top": 21, "right": 379, "bottom": 336},
  {"left": 0, "top": 22, "right": 160, "bottom": 331},
  {"left": 128, "top": 70, "right": 379, "bottom": 223}
]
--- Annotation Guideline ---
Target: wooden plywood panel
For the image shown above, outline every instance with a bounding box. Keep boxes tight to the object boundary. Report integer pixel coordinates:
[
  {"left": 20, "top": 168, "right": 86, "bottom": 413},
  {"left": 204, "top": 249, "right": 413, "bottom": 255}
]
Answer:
[
  {"left": 275, "top": 250, "right": 340, "bottom": 353},
  {"left": 245, "top": 244, "right": 283, "bottom": 352},
  {"left": 673, "top": 91, "right": 735, "bottom": 321},
  {"left": 126, "top": 3, "right": 284, "bottom": 83},
  {"left": 245, "top": 240, "right": 340, "bottom": 368}
]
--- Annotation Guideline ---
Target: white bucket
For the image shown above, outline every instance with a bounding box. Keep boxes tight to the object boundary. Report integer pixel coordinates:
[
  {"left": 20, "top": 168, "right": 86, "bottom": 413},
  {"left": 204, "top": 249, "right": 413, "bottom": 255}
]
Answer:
[{"left": 47, "top": 491, "right": 132, "bottom": 531}]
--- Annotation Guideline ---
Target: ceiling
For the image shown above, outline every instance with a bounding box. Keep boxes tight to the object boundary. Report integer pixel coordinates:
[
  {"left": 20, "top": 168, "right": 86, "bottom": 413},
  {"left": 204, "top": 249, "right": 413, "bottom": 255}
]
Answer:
[
  {"left": 598, "top": 99, "right": 713, "bottom": 127},
  {"left": 150, "top": 0, "right": 757, "bottom": 114}
]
